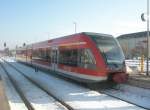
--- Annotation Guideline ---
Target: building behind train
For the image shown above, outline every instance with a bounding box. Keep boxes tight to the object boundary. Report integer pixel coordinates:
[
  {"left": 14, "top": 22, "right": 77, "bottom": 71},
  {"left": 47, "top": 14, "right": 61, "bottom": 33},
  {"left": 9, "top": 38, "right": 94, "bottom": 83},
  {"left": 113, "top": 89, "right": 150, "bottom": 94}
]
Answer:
[{"left": 117, "top": 31, "right": 150, "bottom": 59}]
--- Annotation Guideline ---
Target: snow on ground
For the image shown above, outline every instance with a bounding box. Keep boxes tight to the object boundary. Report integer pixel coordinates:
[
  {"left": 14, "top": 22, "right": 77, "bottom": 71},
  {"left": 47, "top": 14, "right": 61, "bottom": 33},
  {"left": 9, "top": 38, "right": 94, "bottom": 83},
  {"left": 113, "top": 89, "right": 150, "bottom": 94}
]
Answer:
[
  {"left": 4, "top": 58, "right": 146, "bottom": 110},
  {"left": 0, "top": 65, "right": 28, "bottom": 110},
  {"left": 0, "top": 59, "right": 68, "bottom": 110},
  {"left": 125, "top": 60, "right": 150, "bottom": 74},
  {"left": 103, "top": 84, "right": 150, "bottom": 109}
]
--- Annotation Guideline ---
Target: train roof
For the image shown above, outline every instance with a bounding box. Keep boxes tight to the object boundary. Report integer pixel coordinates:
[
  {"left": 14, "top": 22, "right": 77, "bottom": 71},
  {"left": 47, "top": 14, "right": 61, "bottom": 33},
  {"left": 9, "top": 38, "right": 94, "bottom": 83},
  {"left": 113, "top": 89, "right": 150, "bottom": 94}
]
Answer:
[
  {"left": 18, "top": 32, "right": 113, "bottom": 49},
  {"left": 46, "top": 32, "right": 113, "bottom": 41},
  {"left": 82, "top": 32, "right": 113, "bottom": 38}
]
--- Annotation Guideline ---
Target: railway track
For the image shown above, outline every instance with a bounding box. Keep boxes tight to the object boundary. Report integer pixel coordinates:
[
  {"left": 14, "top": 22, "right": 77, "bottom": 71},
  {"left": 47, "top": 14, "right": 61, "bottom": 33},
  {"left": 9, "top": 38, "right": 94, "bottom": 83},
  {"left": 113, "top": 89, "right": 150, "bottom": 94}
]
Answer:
[
  {"left": 127, "top": 77, "right": 150, "bottom": 89},
  {"left": 80, "top": 80, "right": 150, "bottom": 109},
  {"left": 16, "top": 58, "right": 150, "bottom": 109},
  {"left": 82, "top": 78, "right": 150, "bottom": 109},
  {"left": 2, "top": 57, "right": 148, "bottom": 110},
  {"left": 0, "top": 60, "right": 34, "bottom": 110},
  {"left": 99, "top": 85, "right": 150, "bottom": 109},
  {"left": 0, "top": 59, "right": 72, "bottom": 110}
]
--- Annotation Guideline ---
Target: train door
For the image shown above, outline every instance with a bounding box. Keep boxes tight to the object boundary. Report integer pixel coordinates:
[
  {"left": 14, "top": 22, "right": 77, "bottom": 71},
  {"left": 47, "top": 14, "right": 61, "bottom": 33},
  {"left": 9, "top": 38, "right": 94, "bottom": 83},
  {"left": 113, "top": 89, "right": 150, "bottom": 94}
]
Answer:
[{"left": 51, "top": 47, "right": 58, "bottom": 71}]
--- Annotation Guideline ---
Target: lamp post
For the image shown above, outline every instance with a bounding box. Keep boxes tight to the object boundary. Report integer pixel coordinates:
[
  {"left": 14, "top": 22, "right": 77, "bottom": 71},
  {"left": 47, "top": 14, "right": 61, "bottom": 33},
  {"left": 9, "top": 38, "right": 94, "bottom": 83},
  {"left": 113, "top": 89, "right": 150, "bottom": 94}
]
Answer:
[
  {"left": 73, "top": 22, "right": 77, "bottom": 33},
  {"left": 146, "top": 0, "right": 149, "bottom": 76},
  {"left": 141, "top": 0, "right": 149, "bottom": 75}
]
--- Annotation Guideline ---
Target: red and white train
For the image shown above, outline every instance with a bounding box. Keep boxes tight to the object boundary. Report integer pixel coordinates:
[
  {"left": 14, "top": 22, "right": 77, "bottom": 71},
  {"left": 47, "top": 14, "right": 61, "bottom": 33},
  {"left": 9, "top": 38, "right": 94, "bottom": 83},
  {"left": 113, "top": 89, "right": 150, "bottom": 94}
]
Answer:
[{"left": 16, "top": 32, "right": 128, "bottom": 83}]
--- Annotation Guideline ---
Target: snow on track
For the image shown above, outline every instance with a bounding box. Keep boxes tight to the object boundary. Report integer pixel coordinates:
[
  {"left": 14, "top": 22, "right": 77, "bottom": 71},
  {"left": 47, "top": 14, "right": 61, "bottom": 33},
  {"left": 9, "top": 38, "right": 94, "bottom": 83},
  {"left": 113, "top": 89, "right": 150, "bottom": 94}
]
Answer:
[
  {"left": 0, "top": 65, "right": 28, "bottom": 110},
  {"left": 0, "top": 59, "right": 68, "bottom": 110},
  {"left": 102, "top": 84, "right": 150, "bottom": 109},
  {"left": 5, "top": 58, "right": 146, "bottom": 110}
]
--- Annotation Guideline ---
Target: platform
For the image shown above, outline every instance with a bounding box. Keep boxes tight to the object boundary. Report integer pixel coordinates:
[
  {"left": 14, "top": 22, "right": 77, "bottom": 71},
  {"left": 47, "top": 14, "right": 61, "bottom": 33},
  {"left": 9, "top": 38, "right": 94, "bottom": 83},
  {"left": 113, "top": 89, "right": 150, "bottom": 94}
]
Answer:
[
  {"left": 0, "top": 75, "right": 10, "bottom": 110},
  {"left": 127, "top": 74, "right": 150, "bottom": 89}
]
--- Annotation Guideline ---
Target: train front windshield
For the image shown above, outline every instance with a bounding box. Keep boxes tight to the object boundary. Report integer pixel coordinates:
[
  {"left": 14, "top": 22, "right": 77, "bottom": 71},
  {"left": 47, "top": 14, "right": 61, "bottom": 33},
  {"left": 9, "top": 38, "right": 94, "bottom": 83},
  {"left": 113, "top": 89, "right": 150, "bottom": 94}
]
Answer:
[{"left": 89, "top": 35, "right": 125, "bottom": 65}]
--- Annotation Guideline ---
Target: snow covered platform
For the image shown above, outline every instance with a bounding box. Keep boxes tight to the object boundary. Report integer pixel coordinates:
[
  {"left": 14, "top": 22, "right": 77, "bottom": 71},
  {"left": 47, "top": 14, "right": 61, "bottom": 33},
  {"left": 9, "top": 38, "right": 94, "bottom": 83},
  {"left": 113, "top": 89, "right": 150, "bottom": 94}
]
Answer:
[
  {"left": 0, "top": 73, "right": 10, "bottom": 110},
  {"left": 0, "top": 59, "right": 68, "bottom": 110},
  {"left": 128, "top": 74, "right": 150, "bottom": 89},
  {"left": 0, "top": 64, "right": 28, "bottom": 110}
]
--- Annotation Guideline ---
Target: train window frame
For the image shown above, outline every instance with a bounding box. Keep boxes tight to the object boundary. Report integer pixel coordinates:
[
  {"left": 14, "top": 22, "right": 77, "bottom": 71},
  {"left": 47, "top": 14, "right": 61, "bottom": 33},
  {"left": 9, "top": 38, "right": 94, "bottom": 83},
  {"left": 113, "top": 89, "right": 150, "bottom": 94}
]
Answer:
[
  {"left": 58, "top": 48, "right": 96, "bottom": 70},
  {"left": 59, "top": 49, "right": 78, "bottom": 67},
  {"left": 78, "top": 48, "right": 96, "bottom": 70},
  {"left": 46, "top": 48, "right": 51, "bottom": 63},
  {"left": 32, "top": 48, "right": 51, "bottom": 64}
]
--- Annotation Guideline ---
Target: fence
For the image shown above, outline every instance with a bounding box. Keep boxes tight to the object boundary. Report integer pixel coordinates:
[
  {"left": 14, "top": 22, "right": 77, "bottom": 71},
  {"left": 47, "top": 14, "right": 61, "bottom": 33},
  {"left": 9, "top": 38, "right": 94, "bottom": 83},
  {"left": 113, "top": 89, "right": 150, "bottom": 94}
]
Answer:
[{"left": 125, "top": 59, "right": 150, "bottom": 72}]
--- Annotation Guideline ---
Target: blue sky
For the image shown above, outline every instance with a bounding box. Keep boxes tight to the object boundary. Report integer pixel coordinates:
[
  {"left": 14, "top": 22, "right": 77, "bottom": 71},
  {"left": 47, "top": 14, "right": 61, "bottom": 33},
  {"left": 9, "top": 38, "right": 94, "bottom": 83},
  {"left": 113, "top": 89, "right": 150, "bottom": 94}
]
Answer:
[{"left": 0, "top": 0, "right": 147, "bottom": 49}]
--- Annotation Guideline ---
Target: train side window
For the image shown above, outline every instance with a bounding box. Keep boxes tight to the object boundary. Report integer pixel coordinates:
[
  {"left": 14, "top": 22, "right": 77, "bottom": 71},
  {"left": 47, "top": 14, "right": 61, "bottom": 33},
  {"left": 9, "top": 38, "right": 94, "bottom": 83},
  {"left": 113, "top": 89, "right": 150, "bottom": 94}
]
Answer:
[
  {"left": 32, "top": 49, "right": 39, "bottom": 60},
  {"left": 46, "top": 48, "right": 51, "bottom": 62},
  {"left": 59, "top": 49, "right": 78, "bottom": 67},
  {"left": 51, "top": 50, "right": 58, "bottom": 63},
  {"left": 78, "top": 49, "right": 96, "bottom": 70},
  {"left": 32, "top": 48, "right": 51, "bottom": 64}
]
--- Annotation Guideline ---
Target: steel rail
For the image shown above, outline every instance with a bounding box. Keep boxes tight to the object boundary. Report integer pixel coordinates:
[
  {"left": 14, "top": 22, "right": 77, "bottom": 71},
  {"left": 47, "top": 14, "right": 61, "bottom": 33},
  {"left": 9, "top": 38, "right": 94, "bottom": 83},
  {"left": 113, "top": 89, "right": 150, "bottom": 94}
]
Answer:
[
  {"left": 2, "top": 59, "right": 74, "bottom": 110},
  {"left": 0, "top": 60, "right": 34, "bottom": 110},
  {"left": 4, "top": 58, "right": 148, "bottom": 110}
]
